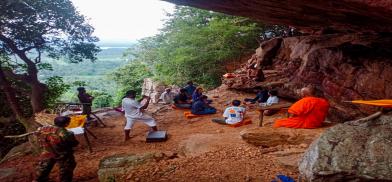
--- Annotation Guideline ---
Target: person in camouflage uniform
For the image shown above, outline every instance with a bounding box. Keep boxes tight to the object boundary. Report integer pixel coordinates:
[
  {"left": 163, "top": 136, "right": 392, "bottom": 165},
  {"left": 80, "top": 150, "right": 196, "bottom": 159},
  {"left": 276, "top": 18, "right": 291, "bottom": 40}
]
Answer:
[{"left": 35, "top": 116, "right": 79, "bottom": 182}]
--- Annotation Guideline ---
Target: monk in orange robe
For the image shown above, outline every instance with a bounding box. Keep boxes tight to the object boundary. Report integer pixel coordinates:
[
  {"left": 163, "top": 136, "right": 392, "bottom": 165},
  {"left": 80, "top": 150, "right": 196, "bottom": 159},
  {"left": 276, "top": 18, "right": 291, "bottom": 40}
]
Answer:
[{"left": 273, "top": 87, "right": 329, "bottom": 129}]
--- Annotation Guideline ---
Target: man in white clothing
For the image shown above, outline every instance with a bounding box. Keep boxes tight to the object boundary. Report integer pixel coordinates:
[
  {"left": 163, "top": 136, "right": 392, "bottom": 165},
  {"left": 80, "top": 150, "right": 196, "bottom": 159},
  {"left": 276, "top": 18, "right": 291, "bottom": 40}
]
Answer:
[
  {"left": 212, "top": 100, "right": 245, "bottom": 125},
  {"left": 122, "top": 90, "right": 158, "bottom": 141},
  {"left": 158, "top": 88, "right": 176, "bottom": 104},
  {"left": 260, "top": 90, "right": 280, "bottom": 116}
]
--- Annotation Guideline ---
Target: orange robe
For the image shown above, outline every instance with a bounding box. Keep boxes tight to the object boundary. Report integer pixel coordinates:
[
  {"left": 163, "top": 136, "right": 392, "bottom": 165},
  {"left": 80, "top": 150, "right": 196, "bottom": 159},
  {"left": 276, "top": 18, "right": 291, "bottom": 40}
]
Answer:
[{"left": 273, "top": 97, "right": 329, "bottom": 129}]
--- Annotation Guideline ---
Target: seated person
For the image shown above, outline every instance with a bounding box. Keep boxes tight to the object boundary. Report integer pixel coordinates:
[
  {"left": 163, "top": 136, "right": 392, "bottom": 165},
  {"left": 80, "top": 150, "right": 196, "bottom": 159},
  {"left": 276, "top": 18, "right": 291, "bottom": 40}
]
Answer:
[
  {"left": 260, "top": 90, "right": 280, "bottom": 116},
  {"left": 158, "top": 88, "right": 176, "bottom": 104},
  {"left": 191, "top": 95, "right": 216, "bottom": 115},
  {"left": 273, "top": 86, "right": 329, "bottom": 129},
  {"left": 212, "top": 100, "right": 245, "bottom": 125},
  {"left": 244, "top": 87, "right": 268, "bottom": 104},
  {"left": 192, "top": 87, "right": 204, "bottom": 102},
  {"left": 184, "top": 81, "right": 196, "bottom": 99},
  {"left": 173, "top": 89, "right": 192, "bottom": 109},
  {"left": 192, "top": 87, "right": 212, "bottom": 104}
]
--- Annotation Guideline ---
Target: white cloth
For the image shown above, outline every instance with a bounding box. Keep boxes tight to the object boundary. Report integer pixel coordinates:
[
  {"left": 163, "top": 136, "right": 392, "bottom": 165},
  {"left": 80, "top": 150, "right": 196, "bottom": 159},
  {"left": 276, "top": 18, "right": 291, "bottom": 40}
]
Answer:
[
  {"left": 159, "top": 91, "right": 176, "bottom": 104},
  {"left": 122, "top": 97, "right": 156, "bottom": 130},
  {"left": 124, "top": 114, "right": 156, "bottom": 130},
  {"left": 122, "top": 98, "right": 143, "bottom": 118},
  {"left": 67, "top": 127, "right": 84, "bottom": 135},
  {"left": 223, "top": 106, "right": 245, "bottom": 124},
  {"left": 260, "top": 96, "right": 279, "bottom": 106}
]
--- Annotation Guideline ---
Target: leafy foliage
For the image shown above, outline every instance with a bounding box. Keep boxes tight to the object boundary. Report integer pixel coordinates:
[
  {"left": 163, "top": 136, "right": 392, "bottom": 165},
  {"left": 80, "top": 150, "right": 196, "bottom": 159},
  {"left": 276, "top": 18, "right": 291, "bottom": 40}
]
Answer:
[
  {"left": 44, "top": 76, "right": 70, "bottom": 109},
  {"left": 0, "top": 0, "right": 100, "bottom": 117},
  {"left": 110, "top": 61, "right": 153, "bottom": 105},
  {"left": 123, "top": 6, "right": 263, "bottom": 88}
]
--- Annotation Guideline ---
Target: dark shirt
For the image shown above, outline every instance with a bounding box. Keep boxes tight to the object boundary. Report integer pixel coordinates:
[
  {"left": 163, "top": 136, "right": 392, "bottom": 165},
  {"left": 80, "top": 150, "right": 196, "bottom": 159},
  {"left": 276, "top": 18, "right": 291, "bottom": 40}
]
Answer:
[
  {"left": 174, "top": 93, "right": 188, "bottom": 104},
  {"left": 255, "top": 90, "right": 269, "bottom": 103},
  {"left": 78, "top": 93, "right": 93, "bottom": 105},
  {"left": 191, "top": 100, "right": 207, "bottom": 113},
  {"left": 184, "top": 85, "right": 196, "bottom": 98}
]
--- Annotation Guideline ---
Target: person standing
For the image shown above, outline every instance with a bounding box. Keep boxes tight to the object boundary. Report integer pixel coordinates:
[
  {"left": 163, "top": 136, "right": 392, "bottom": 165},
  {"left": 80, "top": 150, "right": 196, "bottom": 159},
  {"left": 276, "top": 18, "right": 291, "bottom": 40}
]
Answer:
[
  {"left": 77, "top": 87, "right": 94, "bottom": 121},
  {"left": 122, "top": 90, "right": 158, "bottom": 141},
  {"left": 35, "top": 116, "right": 79, "bottom": 182}
]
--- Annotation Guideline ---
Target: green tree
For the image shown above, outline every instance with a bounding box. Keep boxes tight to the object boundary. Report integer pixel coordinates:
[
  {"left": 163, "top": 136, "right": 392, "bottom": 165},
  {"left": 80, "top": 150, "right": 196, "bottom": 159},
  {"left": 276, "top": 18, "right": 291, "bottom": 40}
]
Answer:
[
  {"left": 0, "top": 0, "right": 99, "bottom": 130},
  {"left": 123, "top": 6, "right": 263, "bottom": 88},
  {"left": 110, "top": 61, "right": 153, "bottom": 105}
]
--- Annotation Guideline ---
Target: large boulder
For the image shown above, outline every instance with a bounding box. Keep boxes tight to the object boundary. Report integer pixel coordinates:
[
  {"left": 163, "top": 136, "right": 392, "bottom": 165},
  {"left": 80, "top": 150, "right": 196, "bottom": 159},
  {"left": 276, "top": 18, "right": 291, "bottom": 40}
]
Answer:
[
  {"left": 240, "top": 127, "right": 324, "bottom": 147},
  {"left": 299, "top": 113, "right": 392, "bottom": 181},
  {"left": 97, "top": 153, "right": 172, "bottom": 182}
]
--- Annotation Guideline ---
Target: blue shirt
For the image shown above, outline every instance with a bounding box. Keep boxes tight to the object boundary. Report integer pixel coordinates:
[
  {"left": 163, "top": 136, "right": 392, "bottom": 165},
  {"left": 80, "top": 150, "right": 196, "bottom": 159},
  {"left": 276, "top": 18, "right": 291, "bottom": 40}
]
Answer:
[{"left": 184, "top": 85, "right": 196, "bottom": 97}]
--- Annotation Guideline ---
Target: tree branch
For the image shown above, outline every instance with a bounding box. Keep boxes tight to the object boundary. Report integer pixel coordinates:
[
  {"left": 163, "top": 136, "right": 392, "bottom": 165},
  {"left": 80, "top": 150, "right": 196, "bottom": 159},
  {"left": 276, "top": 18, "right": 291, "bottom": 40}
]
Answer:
[
  {"left": 0, "top": 33, "right": 39, "bottom": 82},
  {"left": 2, "top": 69, "right": 30, "bottom": 82}
]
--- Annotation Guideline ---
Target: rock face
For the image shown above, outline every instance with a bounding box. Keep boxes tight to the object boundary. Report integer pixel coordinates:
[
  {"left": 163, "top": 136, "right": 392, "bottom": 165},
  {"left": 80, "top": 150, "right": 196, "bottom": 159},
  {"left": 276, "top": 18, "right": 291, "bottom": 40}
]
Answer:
[
  {"left": 164, "top": 0, "right": 392, "bottom": 33},
  {"left": 141, "top": 78, "right": 180, "bottom": 103},
  {"left": 240, "top": 127, "right": 324, "bottom": 147},
  {"left": 224, "top": 34, "right": 392, "bottom": 121},
  {"left": 141, "top": 78, "right": 167, "bottom": 103},
  {"left": 299, "top": 113, "right": 392, "bottom": 181}
]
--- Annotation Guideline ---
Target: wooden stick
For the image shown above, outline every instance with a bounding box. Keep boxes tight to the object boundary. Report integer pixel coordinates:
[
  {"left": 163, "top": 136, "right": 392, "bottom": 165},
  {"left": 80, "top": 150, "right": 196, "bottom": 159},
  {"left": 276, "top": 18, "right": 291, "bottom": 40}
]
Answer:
[
  {"left": 4, "top": 131, "right": 36, "bottom": 138},
  {"left": 347, "top": 111, "right": 382, "bottom": 126}
]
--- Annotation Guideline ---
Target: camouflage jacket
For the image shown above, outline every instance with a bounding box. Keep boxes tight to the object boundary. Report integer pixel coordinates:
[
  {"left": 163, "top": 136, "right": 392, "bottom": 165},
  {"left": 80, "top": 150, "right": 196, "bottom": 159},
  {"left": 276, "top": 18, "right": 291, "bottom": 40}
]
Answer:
[{"left": 36, "top": 126, "right": 79, "bottom": 159}]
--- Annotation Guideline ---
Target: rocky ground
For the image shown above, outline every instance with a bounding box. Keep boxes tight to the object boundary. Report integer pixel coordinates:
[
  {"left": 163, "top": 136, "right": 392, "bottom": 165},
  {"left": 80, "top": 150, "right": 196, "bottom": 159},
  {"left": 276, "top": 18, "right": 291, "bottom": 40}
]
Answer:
[{"left": 0, "top": 86, "right": 327, "bottom": 182}]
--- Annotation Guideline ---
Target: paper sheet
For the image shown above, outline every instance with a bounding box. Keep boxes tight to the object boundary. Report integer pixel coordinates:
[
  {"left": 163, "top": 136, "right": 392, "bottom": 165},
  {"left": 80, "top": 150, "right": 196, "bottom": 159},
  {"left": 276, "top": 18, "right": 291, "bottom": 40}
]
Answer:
[{"left": 67, "top": 127, "right": 84, "bottom": 135}]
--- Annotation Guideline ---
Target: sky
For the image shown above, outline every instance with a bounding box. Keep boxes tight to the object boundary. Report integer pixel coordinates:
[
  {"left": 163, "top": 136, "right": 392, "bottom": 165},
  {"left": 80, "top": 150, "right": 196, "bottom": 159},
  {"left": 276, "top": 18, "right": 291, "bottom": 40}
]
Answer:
[{"left": 70, "top": 0, "right": 175, "bottom": 43}]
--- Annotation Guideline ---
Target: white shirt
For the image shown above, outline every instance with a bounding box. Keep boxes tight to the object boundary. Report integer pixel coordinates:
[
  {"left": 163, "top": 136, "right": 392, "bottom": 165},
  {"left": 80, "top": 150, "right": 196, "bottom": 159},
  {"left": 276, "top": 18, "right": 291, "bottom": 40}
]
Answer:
[
  {"left": 260, "top": 96, "right": 279, "bottom": 106},
  {"left": 223, "top": 106, "right": 246, "bottom": 124},
  {"left": 159, "top": 91, "right": 176, "bottom": 104},
  {"left": 122, "top": 98, "right": 143, "bottom": 118}
]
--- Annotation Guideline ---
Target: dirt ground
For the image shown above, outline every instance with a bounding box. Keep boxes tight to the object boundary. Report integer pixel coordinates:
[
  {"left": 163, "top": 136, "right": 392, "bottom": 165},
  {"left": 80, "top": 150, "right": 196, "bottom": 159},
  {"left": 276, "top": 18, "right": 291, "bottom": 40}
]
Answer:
[{"left": 0, "top": 86, "right": 325, "bottom": 181}]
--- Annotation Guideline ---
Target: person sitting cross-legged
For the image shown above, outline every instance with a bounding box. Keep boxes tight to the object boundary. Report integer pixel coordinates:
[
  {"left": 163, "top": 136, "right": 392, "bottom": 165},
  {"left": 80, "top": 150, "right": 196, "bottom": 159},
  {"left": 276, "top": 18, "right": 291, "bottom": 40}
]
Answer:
[
  {"left": 273, "top": 86, "right": 329, "bottom": 129},
  {"left": 212, "top": 100, "right": 245, "bottom": 125},
  {"left": 259, "top": 90, "right": 280, "bottom": 116},
  {"left": 244, "top": 87, "right": 269, "bottom": 104},
  {"left": 173, "top": 88, "right": 192, "bottom": 109},
  {"left": 191, "top": 95, "right": 217, "bottom": 115},
  {"left": 158, "top": 88, "right": 176, "bottom": 104},
  {"left": 184, "top": 81, "right": 196, "bottom": 99}
]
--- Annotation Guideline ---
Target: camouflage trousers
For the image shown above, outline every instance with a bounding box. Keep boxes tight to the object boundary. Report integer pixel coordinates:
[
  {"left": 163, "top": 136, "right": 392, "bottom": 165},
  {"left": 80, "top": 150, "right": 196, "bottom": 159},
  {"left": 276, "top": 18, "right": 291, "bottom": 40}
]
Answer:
[{"left": 35, "top": 154, "right": 76, "bottom": 182}]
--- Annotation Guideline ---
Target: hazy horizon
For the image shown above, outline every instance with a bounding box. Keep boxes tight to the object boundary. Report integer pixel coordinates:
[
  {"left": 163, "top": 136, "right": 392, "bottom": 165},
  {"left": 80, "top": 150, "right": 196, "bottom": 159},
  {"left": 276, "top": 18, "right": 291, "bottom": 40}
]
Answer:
[{"left": 71, "top": 0, "right": 175, "bottom": 43}]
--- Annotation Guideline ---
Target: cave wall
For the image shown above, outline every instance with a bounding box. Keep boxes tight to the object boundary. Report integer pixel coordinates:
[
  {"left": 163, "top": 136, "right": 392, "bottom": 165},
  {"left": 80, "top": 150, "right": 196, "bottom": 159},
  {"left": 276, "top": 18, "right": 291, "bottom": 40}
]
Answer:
[
  {"left": 224, "top": 34, "right": 392, "bottom": 122},
  {"left": 164, "top": 0, "right": 392, "bottom": 33},
  {"left": 164, "top": 0, "right": 392, "bottom": 121}
]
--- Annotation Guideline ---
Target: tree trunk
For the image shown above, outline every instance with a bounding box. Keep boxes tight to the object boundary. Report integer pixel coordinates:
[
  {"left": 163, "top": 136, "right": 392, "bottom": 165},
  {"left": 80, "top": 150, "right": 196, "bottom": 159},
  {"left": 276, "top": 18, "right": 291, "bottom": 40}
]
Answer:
[
  {"left": 0, "top": 67, "right": 24, "bottom": 119},
  {"left": 30, "top": 81, "right": 48, "bottom": 113}
]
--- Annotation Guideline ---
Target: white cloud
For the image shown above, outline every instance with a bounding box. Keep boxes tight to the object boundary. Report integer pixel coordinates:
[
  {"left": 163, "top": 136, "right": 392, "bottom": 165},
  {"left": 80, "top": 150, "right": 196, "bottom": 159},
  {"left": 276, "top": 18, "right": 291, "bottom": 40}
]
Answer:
[{"left": 71, "top": 0, "right": 175, "bottom": 42}]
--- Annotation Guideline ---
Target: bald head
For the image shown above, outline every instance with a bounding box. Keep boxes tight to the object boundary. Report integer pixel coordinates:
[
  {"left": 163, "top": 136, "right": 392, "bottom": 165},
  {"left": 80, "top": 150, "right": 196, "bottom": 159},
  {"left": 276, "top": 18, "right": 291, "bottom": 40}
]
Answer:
[{"left": 300, "top": 87, "right": 314, "bottom": 97}]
